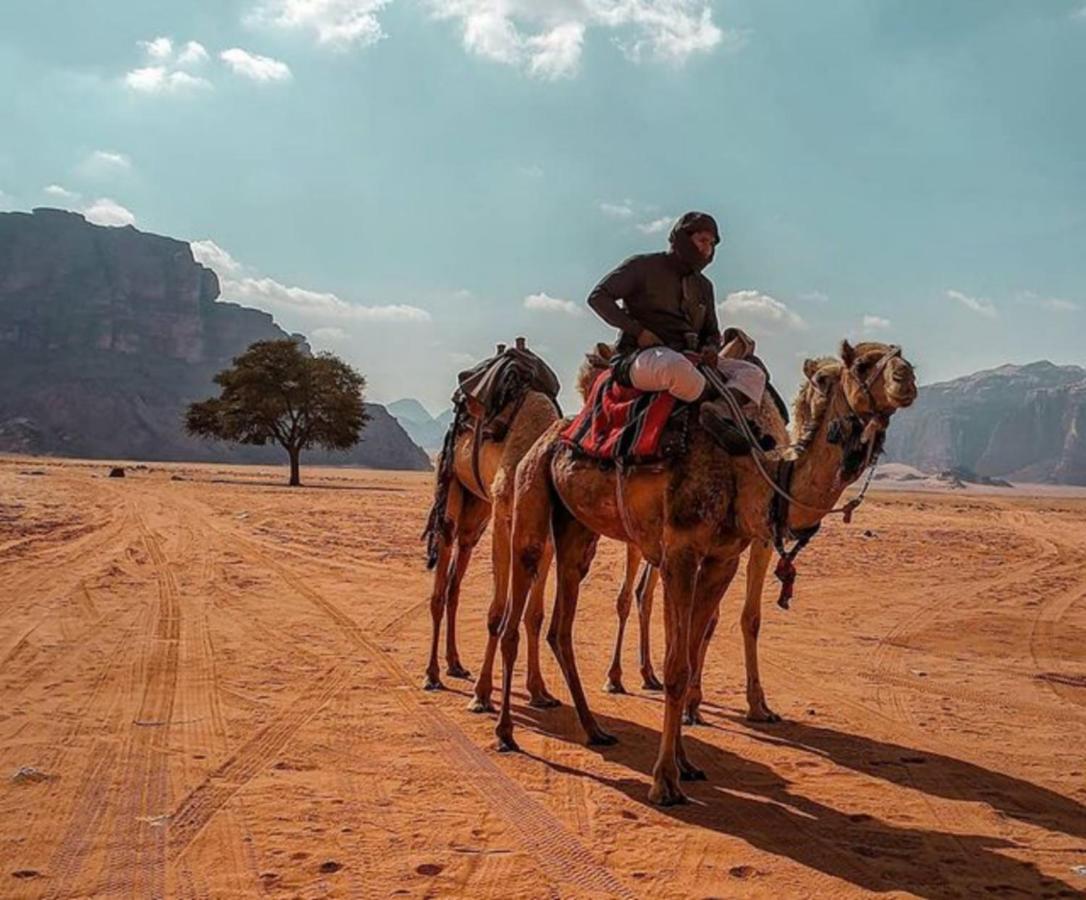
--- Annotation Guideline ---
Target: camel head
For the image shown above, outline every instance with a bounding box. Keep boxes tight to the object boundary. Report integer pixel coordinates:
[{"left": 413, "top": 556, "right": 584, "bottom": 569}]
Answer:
[
  {"left": 794, "top": 341, "right": 916, "bottom": 473},
  {"left": 835, "top": 340, "right": 917, "bottom": 417}
]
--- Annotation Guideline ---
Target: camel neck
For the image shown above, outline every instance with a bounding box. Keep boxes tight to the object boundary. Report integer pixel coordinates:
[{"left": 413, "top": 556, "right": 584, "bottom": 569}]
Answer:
[{"left": 786, "top": 391, "right": 857, "bottom": 531}]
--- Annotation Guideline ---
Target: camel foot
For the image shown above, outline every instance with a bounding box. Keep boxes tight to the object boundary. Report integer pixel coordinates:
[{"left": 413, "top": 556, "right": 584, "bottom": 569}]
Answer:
[
  {"left": 683, "top": 709, "right": 708, "bottom": 727},
  {"left": 648, "top": 777, "right": 687, "bottom": 807},
  {"left": 641, "top": 673, "right": 664, "bottom": 691},
  {"left": 528, "top": 693, "right": 562, "bottom": 709},
  {"left": 747, "top": 707, "right": 782, "bottom": 724},
  {"left": 467, "top": 696, "right": 494, "bottom": 714},
  {"left": 603, "top": 679, "right": 627, "bottom": 695},
  {"left": 495, "top": 733, "right": 520, "bottom": 753},
  {"left": 423, "top": 675, "right": 444, "bottom": 691},
  {"left": 446, "top": 662, "right": 472, "bottom": 680},
  {"left": 587, "top": 729, "right": 618, "bottom": 747}
]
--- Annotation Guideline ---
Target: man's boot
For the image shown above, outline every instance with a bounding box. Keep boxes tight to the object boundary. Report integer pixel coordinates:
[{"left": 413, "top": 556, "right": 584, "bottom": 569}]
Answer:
[{"left": 697, "top": 387, "right": 753, "bottom": 456}]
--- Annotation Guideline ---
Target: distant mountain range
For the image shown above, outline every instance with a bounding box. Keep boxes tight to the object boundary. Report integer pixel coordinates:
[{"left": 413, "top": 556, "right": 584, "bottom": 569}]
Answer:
[
  {"left": 387, "top": 398, "right": 454, "bottom": 452},
  {"left": 0, "top": 209, "right": 431, "bottom": 471},
  {"left": 884, "top": 361, "right": 1086, "bottom": 485}
]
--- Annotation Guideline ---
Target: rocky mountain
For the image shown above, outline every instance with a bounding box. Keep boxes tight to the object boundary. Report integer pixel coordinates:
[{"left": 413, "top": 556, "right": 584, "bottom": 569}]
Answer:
[
  {"left": 0, "top": 208, "right": 430, "bottom": 470},
  {"left": 884, "top": 361, "right": 1086, "bottom": 485},
  {"left": 387, "top": 398, "right": 453, "bottom": 451}
]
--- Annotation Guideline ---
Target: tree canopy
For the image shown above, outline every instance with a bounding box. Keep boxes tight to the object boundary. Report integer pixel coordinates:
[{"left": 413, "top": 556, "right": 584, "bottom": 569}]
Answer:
[{"left": 186, "top": 339, "right": 368, "bottom": 486}]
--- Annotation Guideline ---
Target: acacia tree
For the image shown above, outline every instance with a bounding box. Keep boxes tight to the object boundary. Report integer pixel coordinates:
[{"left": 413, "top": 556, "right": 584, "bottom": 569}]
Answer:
[{"left": 186, "top": 339, "right": 368, "bottom": 487}]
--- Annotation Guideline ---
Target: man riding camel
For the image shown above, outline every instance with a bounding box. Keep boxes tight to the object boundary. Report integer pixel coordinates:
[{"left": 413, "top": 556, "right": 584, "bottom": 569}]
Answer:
[{"left": 587, "top": 210, "right": 770, "bottom": 454}]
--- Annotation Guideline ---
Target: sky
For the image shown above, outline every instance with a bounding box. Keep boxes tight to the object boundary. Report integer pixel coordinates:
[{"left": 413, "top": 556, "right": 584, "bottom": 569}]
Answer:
[{"left": 2, "top": 1, "right": 1085, "bottom": 415}]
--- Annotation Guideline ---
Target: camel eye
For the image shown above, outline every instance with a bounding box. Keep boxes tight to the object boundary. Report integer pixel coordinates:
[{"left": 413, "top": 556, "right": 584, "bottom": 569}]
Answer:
[{"left": 856, "top": 359, "right": 873, "bottom": 374}]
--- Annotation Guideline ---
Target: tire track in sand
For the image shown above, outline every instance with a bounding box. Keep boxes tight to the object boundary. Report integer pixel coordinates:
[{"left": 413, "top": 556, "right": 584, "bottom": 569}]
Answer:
[{"left": 219, "top": 523, "right": 635, "bottom": 900}]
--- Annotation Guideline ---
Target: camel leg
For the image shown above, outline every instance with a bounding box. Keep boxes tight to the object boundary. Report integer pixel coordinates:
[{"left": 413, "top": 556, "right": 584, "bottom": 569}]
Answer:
[
  {"left": 604, "top": 544, "right": 642, "bottom": 694},
  {"left": 524, "top": 542, "right": 560, "bottom": 708},
  {"left": 676, "top": 557, "right": 738, "bottom": 780},
  {"left": 444, "top": 493, "right": 491, "bottom": 680},
  {"left": 637, "top": 564, "right": 663, "bottom": 690},
  {"left": 683, "top": 612, "right": 719, "bottom": 726},
  {"left": 649, "top": 545, "right": 699, "bottom": 806},
  {"left": 743, "top": 541, "right": 781, "bottom": 723},
  {"left": 424, "top": 481, "right": 464, "bottom": 690},
  {"left": 469, "top": 503, "right": 511, "bottom": 713},
  {"left": 546, "top": 507, "right": 610, "bottom": 745},
  {"left": 495, "top": 459, "right": 554, "bottom": 753}
]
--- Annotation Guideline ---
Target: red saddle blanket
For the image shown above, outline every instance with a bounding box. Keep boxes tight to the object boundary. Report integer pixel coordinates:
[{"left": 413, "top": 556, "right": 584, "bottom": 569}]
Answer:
[{"left": 560, "top": 370, "right": 684, "bottom": 461}]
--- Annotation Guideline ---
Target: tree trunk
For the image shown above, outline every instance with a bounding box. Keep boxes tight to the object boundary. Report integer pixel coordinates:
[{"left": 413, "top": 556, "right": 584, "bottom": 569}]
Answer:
[{"left": 288, "top": 446, "right": 301, "bottom": 487}]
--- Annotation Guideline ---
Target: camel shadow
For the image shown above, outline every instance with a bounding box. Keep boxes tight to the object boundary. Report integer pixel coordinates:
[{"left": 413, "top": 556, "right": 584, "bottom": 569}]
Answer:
[
  {"left": 511, "top": 704, "right": 1081, "bottom": 899},
  {"left": 721, "top": 712, "right": 1086, "bottom": 844}
]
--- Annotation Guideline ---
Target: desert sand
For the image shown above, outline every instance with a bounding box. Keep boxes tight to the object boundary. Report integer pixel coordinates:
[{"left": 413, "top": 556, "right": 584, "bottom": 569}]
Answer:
[{"left": 1, "top": 455, "right": 1084, "bottom": 899}]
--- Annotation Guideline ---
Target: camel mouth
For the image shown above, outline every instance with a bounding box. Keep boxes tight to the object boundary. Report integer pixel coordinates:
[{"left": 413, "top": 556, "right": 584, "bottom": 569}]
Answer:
[{"left": 888, "top": 385, "right": 917, "bottom": 409}]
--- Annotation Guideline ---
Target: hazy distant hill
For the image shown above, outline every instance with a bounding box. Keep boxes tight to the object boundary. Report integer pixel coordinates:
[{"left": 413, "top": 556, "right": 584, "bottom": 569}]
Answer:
[
  {"left": 387, "top": 398, "right": 453, "bottom": 451},
  {"left": 884, "top": 361, "right": 1086, "bottom": 485},
  {"left": 0, "top": 208, "right": 430, "bottom": 471}
]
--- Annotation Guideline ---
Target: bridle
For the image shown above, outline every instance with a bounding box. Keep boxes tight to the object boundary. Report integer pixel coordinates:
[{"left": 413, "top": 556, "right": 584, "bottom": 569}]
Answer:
[{"left": 701, "top": 344, "right": 905, "bottom": 608}]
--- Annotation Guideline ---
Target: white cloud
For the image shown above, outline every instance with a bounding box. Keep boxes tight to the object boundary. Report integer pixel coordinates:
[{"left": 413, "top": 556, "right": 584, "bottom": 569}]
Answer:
[
  {"left": 518, "top": 164, "right": 544, "bottom": 178},
  {"left": 83, "top": 150, "right": 131, "bottom": 173},
  {"left": 190, "top": 239, "right": 246, "bottom": 277},
  {"left": 139, "top": 37, "right": 174, "bottom": 61},
  {"left": 524, "top": 292, "right": 584, "bottom": 317},
  {"left": 798, "top": 290, "right": 829, "bottom": 304},
  {"left": 44, "top": 184, "right": 80, "bottom": 201},
  {"left": 719, "top": 290, "right": 806, "bottom": 331},
  {"left": 249, "top": 0, "right": 392, "bottom": 49},
  {"left": 862, "top": 314, "right": 891, "bottom": 332},
  {"left": 636, "top": 215, "right": 673, "bottom": 235},
  {"left": 312, "top": 326, "right": 349, "bottom": 343},
  {"left": 1017, "top": 290, "right": 1079, "bottom": 313},
  {"left": 191, "top": 239, "right": 431, "bottom": 323},
  {"left": 1072, "top": 4, "right": 1086, "bottom": 21},
  {"left": 125, "top": 66, "right": 213, "bottom": 93},
  {"left": 947, "top": 289, "right": 997, "bottom": 318},
  {"left": 177, "top": 41, "right": 210, "bottom": 66},
  {"left": 221, "top": 48, "right": 293, "bottom": 82},
  {"left": 426, "top": 0, "right": 737, "bottom": 79},
  {"left": 83, "top": 198, "right": 136, "bottom": 227},
  {"left": 599, "top": 201, "right": 634, "bottom": 218},
  {"left": 126, "top": 37, "right": 214, "bottom": 92}
]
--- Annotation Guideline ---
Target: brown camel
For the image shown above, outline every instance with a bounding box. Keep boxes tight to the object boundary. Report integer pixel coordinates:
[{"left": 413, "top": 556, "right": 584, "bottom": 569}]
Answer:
[
  {"left": 422, "top": 349, "right": 561, "bottom": 713},
  {"left": 572, "top": 347, "right": 791, "bottom": 725},
  {"left": 496, "top": 340, "right": 917, "bottom": 805}
]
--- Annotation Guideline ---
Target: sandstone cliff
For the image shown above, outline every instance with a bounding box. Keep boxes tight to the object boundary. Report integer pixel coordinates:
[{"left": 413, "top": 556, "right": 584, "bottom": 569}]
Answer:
[
  {"left": 884, "top": 361, "right": 1086, "bottom": 485},
  {"left": 0, "top": 209, "right": 430, "bottom": 471}
]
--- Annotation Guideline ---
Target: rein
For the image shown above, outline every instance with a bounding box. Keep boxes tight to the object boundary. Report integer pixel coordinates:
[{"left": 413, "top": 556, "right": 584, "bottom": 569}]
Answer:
[{"left": 701, "top": 345, "right": 901, "bottom": 607}]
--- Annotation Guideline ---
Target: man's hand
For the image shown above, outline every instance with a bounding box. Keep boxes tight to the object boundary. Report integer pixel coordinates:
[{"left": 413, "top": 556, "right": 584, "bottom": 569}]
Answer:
[{"left": 637, "top": 328, "right": 663, "bottom": 349}]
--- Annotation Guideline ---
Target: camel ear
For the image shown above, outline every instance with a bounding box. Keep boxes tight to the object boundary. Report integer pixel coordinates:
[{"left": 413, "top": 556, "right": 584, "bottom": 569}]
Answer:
[
  {"left": 595, "top": 342, "right": 613, "bottom": 360},
  {"left": 803, "top": 358, "right": 820, "bottom": 380},
  {"left": 840, "top": 340, "right": 856, "bottom": 367}
]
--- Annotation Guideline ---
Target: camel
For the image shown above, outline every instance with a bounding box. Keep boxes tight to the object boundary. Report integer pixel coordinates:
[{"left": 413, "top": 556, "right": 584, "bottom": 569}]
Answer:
[
  {"left": 572, "top": 347, "right": 792, "bottom": 725},
  {"left": 495, "top": 340, "right": 917, "bottom": 805},
  {"left": 422, "top": 340, "right": 561, "bottom": 712}
]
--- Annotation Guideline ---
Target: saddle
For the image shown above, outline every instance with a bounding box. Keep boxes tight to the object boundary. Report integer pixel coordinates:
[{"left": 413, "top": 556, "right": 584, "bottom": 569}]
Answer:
[{"left": 560, "top": 368, "right": 692, "bottom": 465}]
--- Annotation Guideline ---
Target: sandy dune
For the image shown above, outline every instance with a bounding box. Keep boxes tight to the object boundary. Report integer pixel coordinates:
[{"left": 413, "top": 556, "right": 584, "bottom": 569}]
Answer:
[{"left": 1, "top": 456, "right": 1085, "bottom": 898}]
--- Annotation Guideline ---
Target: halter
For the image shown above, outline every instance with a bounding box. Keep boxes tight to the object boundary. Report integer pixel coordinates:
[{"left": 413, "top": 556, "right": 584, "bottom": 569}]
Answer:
[{"left": 701, "top": 344, "right": 905, "bottom": 608}]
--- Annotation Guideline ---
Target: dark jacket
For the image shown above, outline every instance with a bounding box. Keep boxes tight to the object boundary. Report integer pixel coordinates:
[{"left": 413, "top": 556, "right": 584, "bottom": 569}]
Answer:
[{"left": 586, "top": 251, "right": 720, "bottom": 354}]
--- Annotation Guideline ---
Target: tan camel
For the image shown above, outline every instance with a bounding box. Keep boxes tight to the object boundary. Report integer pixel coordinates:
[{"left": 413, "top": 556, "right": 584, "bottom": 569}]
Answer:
[
  {"left": 573, "top": 348, "right": 791, "bottom": 726},
  {"left": 496, "top": 340, "right": 916, "bottom": 805},
  {"left": 422, "top": 345, "right": 561, "bottom": 713}
]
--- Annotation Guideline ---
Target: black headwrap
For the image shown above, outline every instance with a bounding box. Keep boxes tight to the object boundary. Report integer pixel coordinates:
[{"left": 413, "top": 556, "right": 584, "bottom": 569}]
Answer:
[{"left": 669, "top": 211, "right": 721, "bottom": 273}]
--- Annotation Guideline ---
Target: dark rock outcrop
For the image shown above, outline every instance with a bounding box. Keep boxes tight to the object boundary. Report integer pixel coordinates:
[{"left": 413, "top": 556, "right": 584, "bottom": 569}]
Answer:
[
  {"left": 884, "top": 361, "right": 1086, "bottom": 485},
  {"left": 0, "top": 208, "right": 430, "bottom": 471}
]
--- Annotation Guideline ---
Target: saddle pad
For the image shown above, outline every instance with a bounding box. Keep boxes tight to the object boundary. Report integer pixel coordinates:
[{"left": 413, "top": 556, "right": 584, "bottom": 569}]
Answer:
[{"left": 560, "top": 369, "right": 685, "bottom": 462}]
